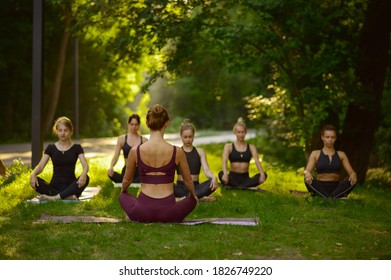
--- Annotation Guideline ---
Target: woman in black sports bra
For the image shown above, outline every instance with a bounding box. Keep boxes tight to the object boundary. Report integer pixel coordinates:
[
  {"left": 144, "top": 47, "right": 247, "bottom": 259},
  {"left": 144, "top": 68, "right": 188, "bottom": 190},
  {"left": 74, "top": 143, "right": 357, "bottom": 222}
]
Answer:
[
  {"left": 108, "top": 114, "right": 148, "bottom": 183},
  {"left": 218, "top": 118, "right": 267, "bottom": 190},
  {"left": 304, "top": 124, "right": 357, "bottom": 198},
  {"left": 175, "top": 119, "right": 219, "bottom": 201}
]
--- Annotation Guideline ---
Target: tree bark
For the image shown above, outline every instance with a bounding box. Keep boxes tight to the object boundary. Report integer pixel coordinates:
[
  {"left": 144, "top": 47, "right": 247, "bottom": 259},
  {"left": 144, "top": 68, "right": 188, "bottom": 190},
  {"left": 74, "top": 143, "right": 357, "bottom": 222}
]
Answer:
[
  {"left": 340, "top": 0, "right": 391, "bottom": 183},
  {"left": 41, "top": 11, "right": 72, "bottom": 138}
]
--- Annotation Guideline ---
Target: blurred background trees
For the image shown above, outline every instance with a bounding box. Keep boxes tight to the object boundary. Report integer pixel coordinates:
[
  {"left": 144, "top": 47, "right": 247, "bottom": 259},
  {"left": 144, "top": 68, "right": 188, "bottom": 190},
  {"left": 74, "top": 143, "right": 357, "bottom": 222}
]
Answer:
[{"left": 0, "top": 0, "right": 390, "bottom": 182}]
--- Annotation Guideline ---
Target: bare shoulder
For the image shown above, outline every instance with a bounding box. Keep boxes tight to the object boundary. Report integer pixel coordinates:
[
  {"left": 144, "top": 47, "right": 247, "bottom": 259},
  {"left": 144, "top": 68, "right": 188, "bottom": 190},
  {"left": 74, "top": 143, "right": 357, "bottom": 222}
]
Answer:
[
  {"left": 337, "top": 151, "right": 347, "bottom": 159},
  {"left": 310, "top": 150, "right": 321, "bottom": 159},
  {"left": 223, "top": 143, "right": 232, "bottom": 150},
  {"left": 195, "top": 147, "right": 206, "bottom": 157},
  {"left": 117, "top": 134, "right": 126, "bottom": 144},
  {"left": 249, "top": 143, "right": 257, "bottom": 151}
]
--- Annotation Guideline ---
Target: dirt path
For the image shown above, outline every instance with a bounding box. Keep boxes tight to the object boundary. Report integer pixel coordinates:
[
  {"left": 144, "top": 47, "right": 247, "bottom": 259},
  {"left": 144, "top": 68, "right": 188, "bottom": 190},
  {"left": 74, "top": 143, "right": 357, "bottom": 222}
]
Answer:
[{"left": 0, "top": 130, "right": 256, "bottom": 167}]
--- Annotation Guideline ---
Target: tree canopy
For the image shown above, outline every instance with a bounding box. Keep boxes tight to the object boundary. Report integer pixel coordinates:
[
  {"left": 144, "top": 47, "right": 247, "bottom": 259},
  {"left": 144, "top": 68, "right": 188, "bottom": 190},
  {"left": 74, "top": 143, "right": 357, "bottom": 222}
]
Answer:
[{"left": 0, "top": 0, "right": 390, "bottom": 182}]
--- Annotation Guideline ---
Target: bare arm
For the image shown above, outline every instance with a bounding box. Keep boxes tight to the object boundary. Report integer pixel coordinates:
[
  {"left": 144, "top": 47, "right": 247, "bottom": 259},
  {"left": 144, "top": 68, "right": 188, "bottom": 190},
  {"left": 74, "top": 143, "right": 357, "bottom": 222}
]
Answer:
[
  {"left": 121, "top": 148, "right": 137, "bottom": 192},
  {"left": 221, "top": 143, "right": 231, "bottom": 184},
  {"left": 178, "top": 148, "right": 198, "bottom": 202},
  {"left": 338, "top": 151, "right": 357, "bottom": 185},
  {"left": 249, "top": 144, "right": 266, "bottom": 183},
  {"left": 197, "top": 147, "right": 218, "bottom": 191},
  {"left": 304, "top": 151, "right": 318, "bottom": 184},
  {"left": 30, "top": 154, "right": 50, "bottom": 189},
  {"left": 77, "top": 153, "right": 89, "bottom": 187},
  {"left": 108, "top": 135, "right": 125, "bottom": 176}
]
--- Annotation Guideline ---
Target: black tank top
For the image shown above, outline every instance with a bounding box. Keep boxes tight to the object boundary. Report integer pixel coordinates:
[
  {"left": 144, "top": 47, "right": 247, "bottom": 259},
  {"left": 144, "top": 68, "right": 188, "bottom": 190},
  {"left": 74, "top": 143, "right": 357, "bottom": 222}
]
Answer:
[
  {"left": 229, "top": 143, "right": 252, "bottom": 163},
  {"left": 122, "top": 134, "right": 143, "bottom": 159},
  {"left": 316, "top": 149, "right": 342, "bottom": 174},
  {"left": 177, "top": 147, "right": 201, "bottom": 175}
]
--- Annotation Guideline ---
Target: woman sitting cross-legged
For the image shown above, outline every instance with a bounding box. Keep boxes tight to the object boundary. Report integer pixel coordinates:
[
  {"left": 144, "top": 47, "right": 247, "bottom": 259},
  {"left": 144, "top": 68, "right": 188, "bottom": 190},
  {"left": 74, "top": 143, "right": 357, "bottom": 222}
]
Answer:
[
  {"left": 304, "top": 124, "right": 357, "bottom": 199},
  {"left": 119, "top": 104, "right": 198, "bottom": 223},
  {"left": 108, "top": 114, "right": 147, "bottom": 184},
  {"left": 174, "top": 119, "right": 219, "bottom": 201},
  {"left": 29, "top": 116, "right": 89, "bottom": 201},
  {"left": 218, "top": 117, "right": 267, "bottom": 190}
]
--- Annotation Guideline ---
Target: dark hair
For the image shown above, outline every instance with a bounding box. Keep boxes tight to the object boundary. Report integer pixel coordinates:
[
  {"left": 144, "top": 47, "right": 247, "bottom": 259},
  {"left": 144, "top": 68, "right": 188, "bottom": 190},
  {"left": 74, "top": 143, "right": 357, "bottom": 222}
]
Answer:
[
  {"left": 146, "top": 104, "right": 169, "bottom": 130},
  {"left": 180, "top": 119, "right": 195, "bottom": 136},
  {"left": 128, "top": 114, "right": 141, "bottom": 124},
  {"left": 52, "top": 116, "right": 73, "bottom": 135},
  {"left": 321, "top": 124, "right": 337, "bottom": 136}
]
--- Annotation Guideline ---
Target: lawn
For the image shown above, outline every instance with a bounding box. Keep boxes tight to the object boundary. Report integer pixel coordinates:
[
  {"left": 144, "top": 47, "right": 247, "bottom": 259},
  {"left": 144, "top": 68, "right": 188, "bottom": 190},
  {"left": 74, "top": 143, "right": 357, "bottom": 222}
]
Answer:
[{"left": 0, "top": 141, "right": 390, "bottom": 260}]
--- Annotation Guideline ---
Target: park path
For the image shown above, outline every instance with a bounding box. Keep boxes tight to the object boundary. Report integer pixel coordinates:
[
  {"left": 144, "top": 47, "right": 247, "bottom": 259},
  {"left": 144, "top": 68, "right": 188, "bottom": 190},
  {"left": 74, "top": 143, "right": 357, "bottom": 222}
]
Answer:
[{"left": 0, "top": 130, "right": 256, "bottom": 167}]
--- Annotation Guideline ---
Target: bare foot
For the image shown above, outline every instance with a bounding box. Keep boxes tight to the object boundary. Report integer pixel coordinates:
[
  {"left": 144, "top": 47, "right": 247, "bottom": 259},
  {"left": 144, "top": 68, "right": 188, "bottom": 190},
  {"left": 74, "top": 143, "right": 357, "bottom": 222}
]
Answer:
[
  {"left": 199, "top": 196, "right": 216, "bottom": 202},
  {"left": 64, "top": 195, "right": 78, "bottom": 200}
]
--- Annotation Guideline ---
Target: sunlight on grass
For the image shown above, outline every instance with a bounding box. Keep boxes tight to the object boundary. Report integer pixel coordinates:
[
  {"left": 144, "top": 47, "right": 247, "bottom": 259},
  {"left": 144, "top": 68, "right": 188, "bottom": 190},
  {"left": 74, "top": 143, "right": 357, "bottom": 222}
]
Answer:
[{"left": 0, "top": 144, "right": 390, "bottom": 260}]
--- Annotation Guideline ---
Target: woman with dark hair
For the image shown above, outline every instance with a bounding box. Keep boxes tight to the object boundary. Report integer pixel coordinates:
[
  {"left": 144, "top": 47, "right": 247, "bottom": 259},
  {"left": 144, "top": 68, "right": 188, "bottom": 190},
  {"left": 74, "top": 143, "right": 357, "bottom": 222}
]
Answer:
[
  {"left": 119, "top": 104, "right": 198, "bottom": 223},
  {"left": 108, "top": 114, "right": 148, "bottom": 183},
  {"left": 218, "top": 117, "right": 267, "bottom": 190},
  {"left": 304, "top": 124, "right": 357, "bottom": 198},
  {"left": 30, "top": 116, "right": 89, "bottom": 201}
]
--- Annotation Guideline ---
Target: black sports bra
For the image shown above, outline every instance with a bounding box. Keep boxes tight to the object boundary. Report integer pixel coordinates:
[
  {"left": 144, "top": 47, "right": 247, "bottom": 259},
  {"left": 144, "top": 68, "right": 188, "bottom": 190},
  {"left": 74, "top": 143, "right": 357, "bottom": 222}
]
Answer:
[
  {"left": 316, "top": 150, "right": 342, "bottom": 174},
  {"left": 229, "top": 143, "right": 252, "bottom": 163},
  {"left": 122, "top": 134, "right": 143, "bottom": 159}
]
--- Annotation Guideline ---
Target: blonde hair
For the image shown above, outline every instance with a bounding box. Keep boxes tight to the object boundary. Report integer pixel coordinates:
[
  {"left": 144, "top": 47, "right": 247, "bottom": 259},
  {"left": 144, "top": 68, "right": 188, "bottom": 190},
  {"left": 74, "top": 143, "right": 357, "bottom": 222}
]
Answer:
[
  {"left": 180, "top": 119, "right": 195, "bottom": 136},
  {"left": 233, "top": 117, "right": 247, "bottom": 132},
  {"left": 146, "top": 104, "right": 169, "bottom": 130},
  {"left": 52, "top": 116, "right": 73, "bottom": 135}
]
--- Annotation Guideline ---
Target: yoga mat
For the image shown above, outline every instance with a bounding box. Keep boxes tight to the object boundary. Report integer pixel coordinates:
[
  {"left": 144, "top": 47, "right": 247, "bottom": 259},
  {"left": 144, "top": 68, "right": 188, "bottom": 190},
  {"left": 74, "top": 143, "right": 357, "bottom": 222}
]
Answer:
[
  {"left": 34, "top": 213, "right": 121, "bottom": 224},
  {"left": 34, "top": 214, "right": 259, "bottom": 226},
  {"left": 224, "top": 186, "right": 266, "bottom": 192},
  {"left": 181, "top": 217, "right": 259, "bottom": 226},
  {"left": 26, "top": 186, "right": 101, "bottom": 204}
]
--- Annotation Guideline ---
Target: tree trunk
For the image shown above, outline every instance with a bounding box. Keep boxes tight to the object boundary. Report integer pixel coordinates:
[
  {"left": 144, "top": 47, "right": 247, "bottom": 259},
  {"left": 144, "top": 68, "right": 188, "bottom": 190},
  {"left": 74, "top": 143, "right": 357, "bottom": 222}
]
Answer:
[
  {"left": 41, "top": 11, "right": 72, "bottom": 138},
  {"left": 340, "top": 0, "right": 391, "bottom": 183}
]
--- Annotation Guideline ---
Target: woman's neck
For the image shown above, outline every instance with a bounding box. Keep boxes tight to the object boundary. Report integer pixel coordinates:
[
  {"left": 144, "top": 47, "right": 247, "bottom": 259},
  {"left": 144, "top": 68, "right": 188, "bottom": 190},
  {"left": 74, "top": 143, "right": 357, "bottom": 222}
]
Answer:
[
  {"left": 128, "top": 131, "right": 139, "bottom": 138},
  {"left": 58, "top": 139, "right": 71, "bottom": 145},
  {"left": 182, "top": 144, "right": 193, "bottom": 152},
  {"left": 148, "top": 130, "right": 165, "bottom": 141},
  {"left": 322, "top": 146, "right": 335, "bottom": 153}
]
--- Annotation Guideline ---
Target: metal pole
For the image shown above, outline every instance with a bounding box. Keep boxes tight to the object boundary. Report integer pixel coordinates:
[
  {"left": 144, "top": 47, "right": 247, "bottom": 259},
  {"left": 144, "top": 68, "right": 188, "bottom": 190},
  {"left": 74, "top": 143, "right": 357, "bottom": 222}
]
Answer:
[
  {"left": 31, "top": 0, "right": 43, "bottom": 168},
  {"left": 74, "top": 38, "right": 79, "bottom": 139}
]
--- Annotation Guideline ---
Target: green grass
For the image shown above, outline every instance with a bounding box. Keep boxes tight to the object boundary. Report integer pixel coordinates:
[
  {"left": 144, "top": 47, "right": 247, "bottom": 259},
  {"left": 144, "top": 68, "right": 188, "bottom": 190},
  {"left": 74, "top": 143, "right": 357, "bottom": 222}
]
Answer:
[{"left": 0, "top": 144, "right": 390, "bottom": 260}]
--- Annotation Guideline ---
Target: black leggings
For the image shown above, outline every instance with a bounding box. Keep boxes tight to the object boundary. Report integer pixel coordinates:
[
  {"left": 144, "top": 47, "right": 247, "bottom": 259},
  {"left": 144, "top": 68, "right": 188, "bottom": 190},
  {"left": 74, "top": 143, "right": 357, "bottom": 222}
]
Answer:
[
  {"left": 218, "top": 171, "right": 267, "bottom": 188},
  {"left": 108, "top": 166, "right": 140, "bottom": 183},
  {"left": 305, "top": 179, "right": 355, "bottom": 198},
  {"left": 174, "top": 180, "right": 214, "bottom": 198},
  {"left": 35, "top": 175, "right": 90, "bottom": 199}
]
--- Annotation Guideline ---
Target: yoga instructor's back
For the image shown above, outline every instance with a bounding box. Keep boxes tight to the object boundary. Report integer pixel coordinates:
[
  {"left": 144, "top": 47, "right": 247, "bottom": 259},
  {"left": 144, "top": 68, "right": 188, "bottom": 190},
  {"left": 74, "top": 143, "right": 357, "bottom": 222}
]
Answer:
[{"left": 119, "top": 104, "right": 198, "bottom": 223}]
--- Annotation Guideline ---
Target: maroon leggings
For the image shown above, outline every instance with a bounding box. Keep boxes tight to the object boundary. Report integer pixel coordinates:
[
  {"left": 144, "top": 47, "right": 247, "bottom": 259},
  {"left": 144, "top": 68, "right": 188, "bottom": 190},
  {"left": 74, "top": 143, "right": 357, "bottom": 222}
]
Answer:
[{"left": 119, "top": 192, "right": 197, "bottom": 223}]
